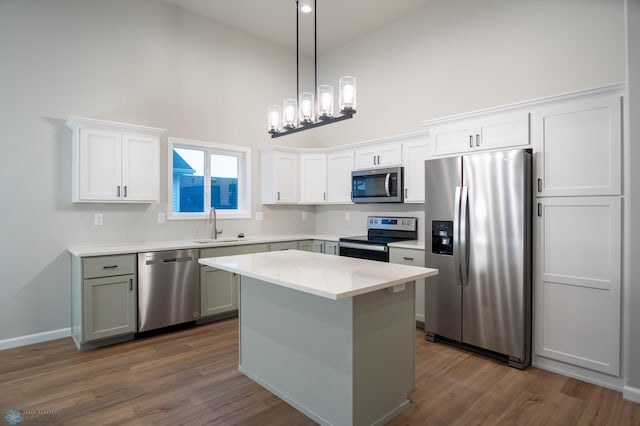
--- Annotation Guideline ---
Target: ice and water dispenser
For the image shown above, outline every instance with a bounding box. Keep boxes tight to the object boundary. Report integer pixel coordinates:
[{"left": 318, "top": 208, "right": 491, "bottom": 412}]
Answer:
[{"left": 432, "top": 221, "right": 453, "bottom": 255}]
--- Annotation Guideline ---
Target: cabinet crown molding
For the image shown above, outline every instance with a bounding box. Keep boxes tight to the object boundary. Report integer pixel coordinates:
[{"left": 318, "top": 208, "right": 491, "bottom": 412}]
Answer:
[
  {"left": 66, "top": 115, "right": 167, "bottom": 136},
  {"left": 421, "top": 82, "right": 627, "bottom": 128}
]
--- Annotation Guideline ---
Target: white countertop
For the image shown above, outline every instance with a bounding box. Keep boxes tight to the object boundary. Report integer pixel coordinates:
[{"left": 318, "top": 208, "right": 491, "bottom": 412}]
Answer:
[
  {"left": 67, "top": 234, "right": 342, "bottom": 257},
  {"left": 199, "top": 249, "right": 438, "bottom": 300}
]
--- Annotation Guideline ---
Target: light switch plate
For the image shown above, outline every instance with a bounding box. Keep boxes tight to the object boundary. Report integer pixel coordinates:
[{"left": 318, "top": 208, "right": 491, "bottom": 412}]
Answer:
[
  {"left": 157, "top": 212, "right": 165, "bottom": 223},
  {"left": 345, "top": 212, "right": 350, "bottom": 221},
  {"left": 256, "top": 211, "right": 264, "bottom": 221},
  {"left": 302, "top": 211, "right": 308, "bottom": 221},
  {"left": 94, "top": 213, "right": 103, "bottom": 226}
]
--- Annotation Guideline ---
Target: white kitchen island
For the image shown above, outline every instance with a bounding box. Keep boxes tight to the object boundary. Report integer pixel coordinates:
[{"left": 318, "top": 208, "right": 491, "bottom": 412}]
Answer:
[{"left": 199, "top": 250, "right": 438, "bottom": 426}]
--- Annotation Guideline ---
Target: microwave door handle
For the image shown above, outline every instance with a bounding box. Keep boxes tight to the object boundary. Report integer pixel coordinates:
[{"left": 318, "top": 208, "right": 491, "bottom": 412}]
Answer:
[{"left": 385, "top": 173, "right": 391, "bottom": 196}]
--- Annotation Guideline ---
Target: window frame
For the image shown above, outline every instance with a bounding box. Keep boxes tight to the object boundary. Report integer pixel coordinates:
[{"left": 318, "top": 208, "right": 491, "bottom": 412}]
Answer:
[{"left": 167, "top": 137, "right": 251, "bottom": 220}]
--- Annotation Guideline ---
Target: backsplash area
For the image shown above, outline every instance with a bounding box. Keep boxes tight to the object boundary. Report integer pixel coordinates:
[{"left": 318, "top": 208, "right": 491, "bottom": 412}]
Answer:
[{"left": 315, "top": 204, "right": 425, "bottom": 239}]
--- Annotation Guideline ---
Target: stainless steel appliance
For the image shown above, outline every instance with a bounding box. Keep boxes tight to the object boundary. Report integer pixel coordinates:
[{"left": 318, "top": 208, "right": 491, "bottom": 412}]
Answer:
[
  {"left": 351, "top": 167, "right": 404, "bottom": 203},
  {"left": 138, "top": 249, "right": 200, "bottom": 332},
  {"left": 424, "top": 149, "right": 532, "bottom": 369},
  {"left": 339, "top": 216, "right": 417, "bottom": 262}
]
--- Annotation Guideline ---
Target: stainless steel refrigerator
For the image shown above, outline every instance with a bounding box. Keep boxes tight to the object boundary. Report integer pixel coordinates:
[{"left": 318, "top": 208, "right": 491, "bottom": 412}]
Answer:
[{"left": 424, "top": 149, "right": 532, "bottom": 369}]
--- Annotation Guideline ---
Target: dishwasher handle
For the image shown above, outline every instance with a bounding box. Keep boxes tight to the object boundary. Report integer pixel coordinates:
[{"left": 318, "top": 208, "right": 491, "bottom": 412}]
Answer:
[{"left": 145, "top": 256, "right": 194, "bottom": 265}]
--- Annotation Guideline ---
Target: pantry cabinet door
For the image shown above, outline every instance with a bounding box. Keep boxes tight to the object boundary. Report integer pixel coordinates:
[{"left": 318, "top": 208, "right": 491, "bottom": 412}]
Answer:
[{"left": 533, "top": 197, "right": 621, "bottom": 375}]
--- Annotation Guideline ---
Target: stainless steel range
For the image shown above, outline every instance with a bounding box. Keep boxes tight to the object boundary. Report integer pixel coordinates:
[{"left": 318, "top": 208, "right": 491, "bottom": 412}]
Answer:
[{"left": 339, "top": 216, "right": 418, "bottom": 262}]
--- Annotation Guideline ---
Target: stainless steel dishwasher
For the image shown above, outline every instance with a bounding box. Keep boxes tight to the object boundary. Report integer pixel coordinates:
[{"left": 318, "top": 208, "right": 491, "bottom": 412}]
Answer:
[{"left": 138, "top": 249, "right": 200, "bottom": 332}]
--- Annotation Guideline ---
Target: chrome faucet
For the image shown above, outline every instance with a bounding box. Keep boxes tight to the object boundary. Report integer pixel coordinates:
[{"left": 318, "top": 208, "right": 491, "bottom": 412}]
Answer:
[{"left": 209, "top": 207, "right": 223, "bottom": 240}]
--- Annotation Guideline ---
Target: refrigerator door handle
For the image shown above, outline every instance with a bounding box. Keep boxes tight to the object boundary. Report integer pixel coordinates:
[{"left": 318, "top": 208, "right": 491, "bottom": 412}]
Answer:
[
  {"left": 453, "top": 186, "right": 462, "bottom": 286},
  {"left": 460, "top": 185, "right": 469, "bottom": 286}
]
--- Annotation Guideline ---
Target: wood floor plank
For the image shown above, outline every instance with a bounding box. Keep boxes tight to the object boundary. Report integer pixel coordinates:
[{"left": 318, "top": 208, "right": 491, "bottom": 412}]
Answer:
[{"left": 1, "top": 319, "right": 638, "bottom": 425}]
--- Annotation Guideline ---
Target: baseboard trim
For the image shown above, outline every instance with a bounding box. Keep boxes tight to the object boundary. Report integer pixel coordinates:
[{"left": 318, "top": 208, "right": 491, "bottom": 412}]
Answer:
[
  {"left": 623, "top": 385, "right": 640, "bottom": 403},
  {"left": 0, "top": 328, "right": 71, "bottom": 351},
  {"left": 532, "top": 355, "right": 623, "bottom": 392}
]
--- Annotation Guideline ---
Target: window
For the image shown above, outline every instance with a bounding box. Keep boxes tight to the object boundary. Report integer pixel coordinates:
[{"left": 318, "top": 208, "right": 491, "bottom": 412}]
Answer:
[{"left": 168, "top": 138, "right": 251, "bottom": 219}]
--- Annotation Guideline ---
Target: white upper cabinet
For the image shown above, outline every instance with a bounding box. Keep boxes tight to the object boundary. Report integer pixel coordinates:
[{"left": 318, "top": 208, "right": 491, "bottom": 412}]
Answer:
[
  {"left": 261, "top": 149, "right": 299, "bottom": 204},
  {"left": 326, "top": 149, "right": 354, "bottom": 203},
  {"left": 354, "top": 141, "right": 402, "bottom": 169},
  {"left": 401, "top": 134, "right": 430, "bottom": 203},
  {"left": 532, "top": 94, "right": 622, "bottom": 197},
  {"left": 429, "top": 110, "right": 530, "bottom": 157},
  {"left": 67, "top": 116, "right": 165, "bottom": 203},
  {"left": 299, "top": 153, "right": 327, "bottom": 203},
  {"left": 121, "top": 132, "right": 160, "bottom": 201}
]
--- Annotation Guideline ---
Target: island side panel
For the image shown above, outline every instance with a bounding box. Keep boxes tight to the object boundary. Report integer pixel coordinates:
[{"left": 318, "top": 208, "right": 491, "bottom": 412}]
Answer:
[
  {"left": 238, "top": 276, "right": 354, "bottom": 426},
  {"left": 352, "top": 282, "right": 416, "bottom": 426}
]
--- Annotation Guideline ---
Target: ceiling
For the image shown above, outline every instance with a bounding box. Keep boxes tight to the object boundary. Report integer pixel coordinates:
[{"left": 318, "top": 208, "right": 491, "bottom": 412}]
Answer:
[{"left": 162, "top": 0, "right": 432, "bottom": 55}]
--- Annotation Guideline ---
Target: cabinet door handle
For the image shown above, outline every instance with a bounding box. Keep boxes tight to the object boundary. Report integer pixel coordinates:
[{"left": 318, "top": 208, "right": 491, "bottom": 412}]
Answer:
[
  {"left": 537, "top": 178, "right": 542, "bottom": 193},
  {"left": 124, "top": 186, "right": 127, "bottom": 197},
  {"left": 537, "top": 203, "right": 542, "bottom": 217},
  {"left": 403, "top": 257, "right": 414, "bottom": 261},
  {"left": 377, "top": 155, "right": 381, "bottom": 165},
  {"left": 469, "top": 135, "right": 473, "bottom": 148},
  {"left": 405, "top": 188, "right": 408, "bottom": 199},
  {"left": 333, "top": 246, "right": 337, "bottom": 255},
  {"left": 129, "top": 278, "right": 133, "bottom": 291},
  {"left": 117, "top": 185, "right": 121, "bottom": 197},
  {"left": 102, "top": 265, "right": 118, "bottom": 270},
  {"left": 373, "top": 155, "right": 376, "bottom": 165},
  {"left": 323, "top": 192, "right": 326, "bottom": 201},
  {"left": 277, "top": 191, "right": 280, "bottom": 201},
  {"left": 475, "top": 134, "right": 480, "bottom": 147}
]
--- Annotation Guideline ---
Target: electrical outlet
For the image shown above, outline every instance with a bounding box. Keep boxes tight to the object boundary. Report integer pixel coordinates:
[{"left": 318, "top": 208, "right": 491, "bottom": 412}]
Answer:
[
  {"left": 157, "top": 212, "right": 165, "bottom": 223},
  {"left": 302, "top": 211, "right": 308, "bottom": 221},
  {"left": 94, "top": 213, "right": 103, "bottom": 226},
  {"left": 256, "top": 211, "right": 264, "bottom": 221},
  {"left": 345, "top": 211, "right": 350, "bottom": 221}
]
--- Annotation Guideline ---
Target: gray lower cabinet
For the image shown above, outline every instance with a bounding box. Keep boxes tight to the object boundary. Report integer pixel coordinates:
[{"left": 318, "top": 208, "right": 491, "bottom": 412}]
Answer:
[
  {"left": 324, "top": 241, "right": 339, "bottom": 256},
  {"left": 298, "top": 240, "right": 339, "bottom": 255},
  {"left": 200, "top": 243, "right": 269, "bottom": 318},
  {"left": 270, "top": 241, "right": 299, "bottom": 251},
  {"left": 389, "top": 247, "right": 425, "bottom": 325},
  {"left": 71, "top": 254, "right": 137, "bottom": 349},
  {"left": 297, "top": 240, "right": 313, "bottom": 251}
]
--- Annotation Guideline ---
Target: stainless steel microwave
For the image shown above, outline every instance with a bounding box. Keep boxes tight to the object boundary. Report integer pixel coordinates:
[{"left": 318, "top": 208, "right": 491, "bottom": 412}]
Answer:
[{"left": 351, "top": 167, "right": 404, "bottom": 203}]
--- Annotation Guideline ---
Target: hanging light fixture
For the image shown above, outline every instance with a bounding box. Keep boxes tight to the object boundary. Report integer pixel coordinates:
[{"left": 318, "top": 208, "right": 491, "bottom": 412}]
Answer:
[{"left": 268, "top": 0, "right": 357, "bottom": 138}]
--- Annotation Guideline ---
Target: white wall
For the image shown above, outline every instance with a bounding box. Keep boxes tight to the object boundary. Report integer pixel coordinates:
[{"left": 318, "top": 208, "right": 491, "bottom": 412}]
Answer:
[
  {"left": 0, "top": 0, "right": 316, "bottom": 342},
  {"left": 312, "top": 0, "right": 626, "bottom": 147},
  {"left": 625, "top": 0, "right": 640, "bottom": 395}
]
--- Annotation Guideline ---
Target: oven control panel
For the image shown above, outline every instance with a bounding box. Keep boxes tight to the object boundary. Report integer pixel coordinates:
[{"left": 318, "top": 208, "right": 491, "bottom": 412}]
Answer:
[{"left": 367, "top": 216, "right": 417, "bottom": 231}]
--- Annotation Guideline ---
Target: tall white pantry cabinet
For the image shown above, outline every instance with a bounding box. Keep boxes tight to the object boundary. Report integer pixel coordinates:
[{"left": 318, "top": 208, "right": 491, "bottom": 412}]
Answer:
[{"left": 531, "top": 89, "right": 623, "bottom": 377}]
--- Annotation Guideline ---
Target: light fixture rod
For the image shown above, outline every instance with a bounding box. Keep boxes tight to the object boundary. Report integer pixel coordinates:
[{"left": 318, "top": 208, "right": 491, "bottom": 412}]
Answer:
[
  {"left": 314, "top": 0, "right": 317, "bottom": 92},
  {"left": 296, "top": 0, "right": 300, "bottom": 108}
]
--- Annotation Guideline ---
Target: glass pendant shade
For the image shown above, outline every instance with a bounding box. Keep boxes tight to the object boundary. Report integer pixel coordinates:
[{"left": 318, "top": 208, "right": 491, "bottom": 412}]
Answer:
[
  {"left": 299, "top": 92, "right": 315, "bottom": 124},
  {"left": 283, "top": 98, "right": 297, "bottom": 129},
  {"left": 267, "top": 105, "right": 282, "bottom": 133},
  {"left": 317, "top": 85, "right": 334, "bottom": 119},
  {"left": 339, "top": 76, "right": 357, "bottom": 113}
]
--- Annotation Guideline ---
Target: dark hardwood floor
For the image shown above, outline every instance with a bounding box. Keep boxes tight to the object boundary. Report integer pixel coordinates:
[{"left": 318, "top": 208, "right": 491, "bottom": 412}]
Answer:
[{"left": 0, "top": 318, "right": 638, "bottom": 425}]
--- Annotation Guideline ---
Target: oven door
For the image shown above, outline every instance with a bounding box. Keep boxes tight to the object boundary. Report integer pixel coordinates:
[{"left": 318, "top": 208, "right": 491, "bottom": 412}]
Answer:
[{"left": 339, "top": 241, "right": 389, "bottom": 262}]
